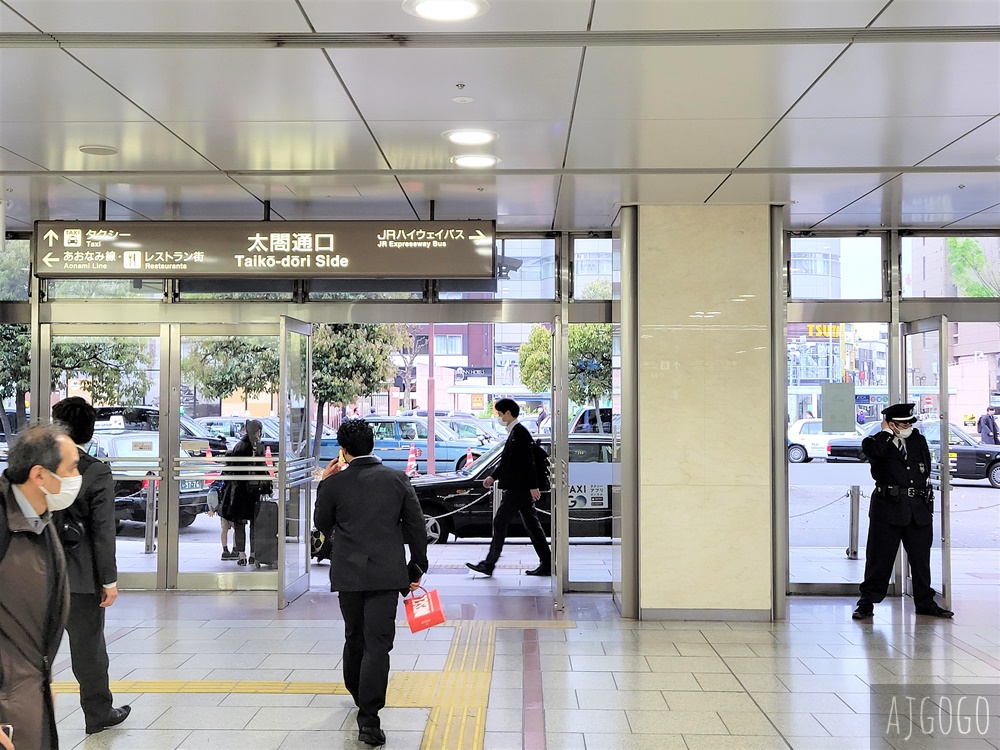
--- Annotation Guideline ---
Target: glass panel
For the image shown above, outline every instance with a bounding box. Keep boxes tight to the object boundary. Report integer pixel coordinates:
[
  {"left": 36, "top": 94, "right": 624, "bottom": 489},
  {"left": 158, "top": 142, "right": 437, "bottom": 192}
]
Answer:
[
  {"left": 439, "top": 238, "right": 555, "bottom": 300},
  {"left": 1, "top": 323, "right": 31, "bottom": 466},
  {"left": 789, "top": 236, "right": 882, "bottom": 300},
  {"left": 281, "top": 328, "right": 310, "bottom": 602},
  {"left": 47, "top": 279, "right": 164, "bottom": 299},
  {"left": 902, "top": 236, "right": 1000, "bottom": 298},
  {"left": 179, "top": 335, "right": 279, "bottom": 580},
  {"left": 567, "top": 322, "right": 615, "bottom": 583},
  {"left": 48, "top": 335, "right": 162, "bottom": 577},
  {"left": 0, "top": 236, "right": 30, "bottom": 301},
  {"left": 573, "top": 237, "right": 617, "bottom": 300},
  {"left": 787, "top": 323, "right": 889, "bottom": 585}
]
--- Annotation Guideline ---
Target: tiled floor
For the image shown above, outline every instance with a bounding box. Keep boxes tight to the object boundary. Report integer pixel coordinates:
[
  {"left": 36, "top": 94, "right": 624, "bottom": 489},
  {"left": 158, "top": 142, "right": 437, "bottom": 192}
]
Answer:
[{"left": 50, "top": 541, "right": 1000, "bottom": 750}]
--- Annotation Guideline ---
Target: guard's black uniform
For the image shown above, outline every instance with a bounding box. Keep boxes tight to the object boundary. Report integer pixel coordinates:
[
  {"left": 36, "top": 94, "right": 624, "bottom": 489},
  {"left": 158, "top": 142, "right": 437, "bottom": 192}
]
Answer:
[{"left": 857, "top": 427, "right": 937, "bottom": 610}]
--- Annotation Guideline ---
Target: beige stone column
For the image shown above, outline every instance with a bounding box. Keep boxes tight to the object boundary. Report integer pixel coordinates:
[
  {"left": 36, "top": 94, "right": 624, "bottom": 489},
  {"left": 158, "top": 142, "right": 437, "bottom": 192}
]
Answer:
[{"left": 637, "top": 205, "right": 774, "bottom": 620}]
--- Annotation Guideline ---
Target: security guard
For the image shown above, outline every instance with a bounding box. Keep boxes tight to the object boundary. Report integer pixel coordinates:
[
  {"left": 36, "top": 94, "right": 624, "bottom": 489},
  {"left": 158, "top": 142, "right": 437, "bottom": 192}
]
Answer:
[{"left": 853, "top": 403, "right": 954, "bottom": 620}]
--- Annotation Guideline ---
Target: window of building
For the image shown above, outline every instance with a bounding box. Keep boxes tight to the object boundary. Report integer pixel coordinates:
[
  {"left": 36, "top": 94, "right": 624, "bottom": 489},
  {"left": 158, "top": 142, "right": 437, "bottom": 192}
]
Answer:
[
  {"left": 902, "top": 235, "right": 999, "bottom": 298},
  {"left": 573, "top": 237, "right": 617, "bottom": 300},
  {"left": 789, "top": 236, "right": 882, "bottom": 300},
  {"left": 433, "top": 335, "right": 464, "bottom": 355}
]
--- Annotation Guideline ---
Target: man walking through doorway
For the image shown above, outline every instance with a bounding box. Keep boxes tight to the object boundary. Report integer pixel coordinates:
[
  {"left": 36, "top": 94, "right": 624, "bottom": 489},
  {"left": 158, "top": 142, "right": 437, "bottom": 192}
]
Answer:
[{"left": 467, "top": 398, "right": 551, "bottom": 577}]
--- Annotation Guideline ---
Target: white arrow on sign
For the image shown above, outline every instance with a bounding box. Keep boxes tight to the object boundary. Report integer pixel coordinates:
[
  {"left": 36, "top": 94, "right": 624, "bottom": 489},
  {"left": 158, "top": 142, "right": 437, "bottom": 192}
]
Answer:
[
  {"left": 42, "top": 252, "right": 58, "bottom": 268},
  {"left": 471, "top": 230, "right": 490, "bottom": 242},
  {"left": 43, "top": 230, "right": 59, "bottom": 247}
]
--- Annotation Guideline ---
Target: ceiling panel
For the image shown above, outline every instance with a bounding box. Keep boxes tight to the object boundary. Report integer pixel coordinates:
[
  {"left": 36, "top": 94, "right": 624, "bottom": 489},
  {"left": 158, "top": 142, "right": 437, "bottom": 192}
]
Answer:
[
  {"left": 592, "top": 0, "right": 888, "bottom": 30},
  {"left": 567, "top": 118, "right": 774, "bottom": 169},
  {"left": 708, "top": 173, "right": 897, "bottom": 216},
  {"left": 0, "top": 4, "right": 36, "bottom": 31},
  {"left": 0, "top": 146, "right": 44, "bottom": 171},
  {"left": 329, "top": 47, "right": 582, "bottom": 122},
  {"left": 808, "top": 212, "right": 888, "bottom": 229},
  {"left": 367, "top": 120, "right": 569, "bottom": 170},
  {"left": 946, "top": 210, "right": 1000, "bottom": 228},
  {"left": 301, "top": 0, "right": 592, "bottom": 32},
  {"left": 232, "top": 174, "right": 415, "bottom": 220},
  {"left": 789, "top": 42, "right": 1000, "bottom": 118},
  {"left": 73, "top": 48, "right": 359, "bottom": 122},
  {"left": 919, "top": 115, "right": 1000, "bottom": 167},
  {"left": 164, "top": 121, "right": 387, "bottom": 171},
  {"left": 2, "top": 174, "right": 128, "bottom": 224},
  {"left": 66, "top": 174, "right": 264, "bottom": 220},
  {"left": 741, "top": 116, "right": 990, "bottom": 168},
  {"left": 575, "top": 45, "right": 845, "bottom": 121},
  {"left": 873, "top": 0, "right": 1000, "bottom": 26},
  {"left": 0, "top": 121, "right": 215, "bottom": 171},
  {"left": 555, "top": 174, "right": 623, "bottom": 229},
  {"left": 898, "top": 172, "right": 1000, "bottom": 225},
  {"left": 0, "top": 49, "right": 151, "bottom": 122},
  {"left": 3, "top": 0, "right": 309, "bottom": 32}
]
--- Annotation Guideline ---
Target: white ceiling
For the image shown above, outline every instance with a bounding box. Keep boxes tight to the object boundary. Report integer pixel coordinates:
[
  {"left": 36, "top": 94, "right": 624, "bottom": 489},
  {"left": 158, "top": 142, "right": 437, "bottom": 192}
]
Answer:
[{"left": 1, "top": 0, "right": 998, "bottom": 232}]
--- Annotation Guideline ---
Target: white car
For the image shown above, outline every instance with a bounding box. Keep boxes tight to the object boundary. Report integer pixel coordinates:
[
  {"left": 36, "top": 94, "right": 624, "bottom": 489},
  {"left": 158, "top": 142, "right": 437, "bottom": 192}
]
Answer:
[{"left": 787, "top": 418, "right": 863, "bottom": 463}]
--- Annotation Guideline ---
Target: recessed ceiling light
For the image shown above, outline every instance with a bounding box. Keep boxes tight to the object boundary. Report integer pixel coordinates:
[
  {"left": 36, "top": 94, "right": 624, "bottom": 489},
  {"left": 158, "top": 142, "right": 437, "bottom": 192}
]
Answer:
[
  {"left": 452, "top": 154, "right": 499, "bottom": 168},
  {"left": 451, "top": 95, "right": 475, "bottom": 104},
  {"left": 79, "top": 144, "right": 118, "bottom": 156},
  {"left": 443, "top": 129, "right": 497, "bottom": 145},
  {"left": 403, "top": 0, "right": 489, "bottom": 21}
]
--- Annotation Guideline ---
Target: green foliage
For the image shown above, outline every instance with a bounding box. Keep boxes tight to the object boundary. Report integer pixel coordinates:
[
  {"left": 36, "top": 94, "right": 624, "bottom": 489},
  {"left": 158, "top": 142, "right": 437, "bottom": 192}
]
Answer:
[
  {"left": 51, "top": 338, "right": 153, "bottom": 405},
  {"left": 0, "top": 239, "right": 30, "bottom": 301},
  {"left": 580, "top": 279, "right": 612, "bottom": 300},
  {"left": 0, "top": 324, "right": 30, "bottom": 400},
  {"left": 946, "top": 238, "right": 1000, "bottom": 297},
  {"left": 518, "top": 325, "right": 552, "bottom": 394},
  {"left": 568, "top": 324, "right": 613, "bottom": 407},
  {"left": 518, "top": 322, "right": 613, "bottom": 408},
  {"left": 184, "top": 337, "right": 280, "bottom": 403}
]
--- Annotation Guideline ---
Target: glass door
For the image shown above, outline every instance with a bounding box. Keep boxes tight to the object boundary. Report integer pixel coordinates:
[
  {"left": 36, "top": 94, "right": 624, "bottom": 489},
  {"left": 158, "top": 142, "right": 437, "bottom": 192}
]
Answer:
[
  {"left": 902, "top": 315, "right": 952, "bottom": 610},
  {"left": 278, "top": 316, "right": 313, "bottom": 609}
]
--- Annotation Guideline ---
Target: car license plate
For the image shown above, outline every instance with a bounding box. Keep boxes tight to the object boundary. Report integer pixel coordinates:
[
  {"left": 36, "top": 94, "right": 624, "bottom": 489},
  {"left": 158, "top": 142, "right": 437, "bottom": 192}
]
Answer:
[{"left": 180, "top": 480, "right": 201, "bottom": 492}]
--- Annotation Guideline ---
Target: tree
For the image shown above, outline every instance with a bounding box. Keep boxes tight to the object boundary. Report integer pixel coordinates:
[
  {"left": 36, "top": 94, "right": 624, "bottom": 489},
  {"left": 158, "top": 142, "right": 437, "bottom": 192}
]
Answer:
[
  {"left": 0, "top": 324, "right": 31, "bottom": 441},
  {"left": 518, "top": 322, "right": 613, "bottom": 409},
  {"left": 518, "top": 324, "right": 551, "bottom": 395},
  {"left": 946, "top": 238, "right": 1000, "bottom": 297},
  {"left": 391, "top": 325, "right": 427, "bottom": 412},
  {"left": 580, "top": 279, "right": 612, "bottom": 300},
  {"left": 311, "top": 324, "right": 404, "bottom": 457},
  {"left": 184, "top": 337, "right": 280, "bottom": 409},
  {"left": 50, "top": 339, "right": 154, "bottom": 405}
]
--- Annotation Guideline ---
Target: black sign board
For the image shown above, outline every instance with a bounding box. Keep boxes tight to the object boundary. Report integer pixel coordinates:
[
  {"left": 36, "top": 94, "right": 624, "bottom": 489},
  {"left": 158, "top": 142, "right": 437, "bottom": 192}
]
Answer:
[{"left": 33, "top": 220, "right": 496, "bottom": 279}]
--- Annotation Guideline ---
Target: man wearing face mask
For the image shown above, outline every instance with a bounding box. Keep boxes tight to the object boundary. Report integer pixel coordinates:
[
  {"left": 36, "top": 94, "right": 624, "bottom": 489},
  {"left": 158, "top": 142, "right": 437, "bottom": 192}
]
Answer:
[
  {"left": 0, "top": 426, "right": 79, "bottom": 749},
  {"left": 853, "top": 403, "right": 954, "bottom": 620},
  {"left": 51, "top": 398, "right": 131, "bottom": 735}
]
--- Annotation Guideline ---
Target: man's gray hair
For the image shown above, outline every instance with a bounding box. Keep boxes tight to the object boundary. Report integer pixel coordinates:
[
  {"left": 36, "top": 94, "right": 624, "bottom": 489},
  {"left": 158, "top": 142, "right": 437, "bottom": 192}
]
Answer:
[{"left": 6, "top": 425, "right": 67, "bottom": 484}]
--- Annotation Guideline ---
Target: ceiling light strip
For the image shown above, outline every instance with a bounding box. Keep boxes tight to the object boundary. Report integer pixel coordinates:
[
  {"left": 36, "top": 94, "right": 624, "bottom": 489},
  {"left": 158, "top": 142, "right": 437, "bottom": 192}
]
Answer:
[{"left": 1, "top": 27, "right": 997, "bottom": 49}]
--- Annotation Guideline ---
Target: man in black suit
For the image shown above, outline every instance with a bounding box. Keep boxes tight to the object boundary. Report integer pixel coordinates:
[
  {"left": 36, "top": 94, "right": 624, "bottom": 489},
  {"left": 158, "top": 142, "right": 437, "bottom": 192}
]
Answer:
[
  {"left": 314, "top": 419, "right": 428, "bottom": 748},
  {"left": 467, "top": 398, "right": 551, "bottom": 578},
  {"left": 853, "top": 403, "right": 954, "bottom": 620},
  {"left": 51, "top": 398, "right": 131, "bottom": 734}
]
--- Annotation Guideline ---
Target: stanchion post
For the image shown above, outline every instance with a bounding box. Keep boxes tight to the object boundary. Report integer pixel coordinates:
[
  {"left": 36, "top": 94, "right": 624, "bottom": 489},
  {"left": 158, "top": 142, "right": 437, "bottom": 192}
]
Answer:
[{"left": 846, "top": 485, "right": 860, "bottom": 560}]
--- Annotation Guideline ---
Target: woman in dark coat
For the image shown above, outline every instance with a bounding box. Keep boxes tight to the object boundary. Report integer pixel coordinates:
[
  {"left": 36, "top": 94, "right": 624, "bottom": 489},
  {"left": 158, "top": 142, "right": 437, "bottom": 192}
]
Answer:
[{"left": 219, "top": 419, "right": 270, "bottom": 565}]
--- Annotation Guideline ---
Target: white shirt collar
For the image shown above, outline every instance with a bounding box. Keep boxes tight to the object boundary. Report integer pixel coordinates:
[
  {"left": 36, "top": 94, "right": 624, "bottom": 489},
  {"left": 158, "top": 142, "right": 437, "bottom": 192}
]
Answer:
[
  {"left": 11, "top": 483, "right": 51, "bottom": 535},
  {"left": 505, "top": 417, "right": 521, "bottom": 434}
]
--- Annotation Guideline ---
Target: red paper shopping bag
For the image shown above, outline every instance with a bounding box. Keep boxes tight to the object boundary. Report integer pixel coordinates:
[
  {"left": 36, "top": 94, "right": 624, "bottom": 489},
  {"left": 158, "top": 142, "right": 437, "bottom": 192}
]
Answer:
[{"left": 405, "top": 587, "right": 446, "bottom": 633}]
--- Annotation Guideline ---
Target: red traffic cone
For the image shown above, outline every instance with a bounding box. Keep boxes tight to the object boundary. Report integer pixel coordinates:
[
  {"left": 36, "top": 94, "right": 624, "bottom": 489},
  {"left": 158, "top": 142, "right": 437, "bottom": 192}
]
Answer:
[
  {"left": 466, "top": 445, "right": 474, "bottom": 467},
  {"left": 405, "top": 443, "right": 419, "bottom": 477},
  {"left": 204, "top": 447, "right": 216, "bottom": 487},
  {"left": 265, "top": 444, "right": 274, "bottom": 476}
]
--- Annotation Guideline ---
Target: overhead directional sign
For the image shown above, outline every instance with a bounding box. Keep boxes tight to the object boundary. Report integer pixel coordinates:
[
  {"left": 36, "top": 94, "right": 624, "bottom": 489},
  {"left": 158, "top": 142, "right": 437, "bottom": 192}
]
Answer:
[{"left": 33, "top": 220, "right": 496, "bottom": 279}]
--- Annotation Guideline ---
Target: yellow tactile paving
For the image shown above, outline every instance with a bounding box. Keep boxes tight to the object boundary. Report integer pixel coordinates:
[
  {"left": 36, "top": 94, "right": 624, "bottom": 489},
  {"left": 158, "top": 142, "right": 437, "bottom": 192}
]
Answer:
[{"left": 53, "top": 619, "right": 577, "bottom": 749}]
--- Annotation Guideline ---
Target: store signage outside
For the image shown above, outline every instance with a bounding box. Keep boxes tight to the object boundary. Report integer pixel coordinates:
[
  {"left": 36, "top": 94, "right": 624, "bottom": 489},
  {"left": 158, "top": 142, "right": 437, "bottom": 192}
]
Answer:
[{"left": 33, "top": 220, "right": 496, "bottom": 279}]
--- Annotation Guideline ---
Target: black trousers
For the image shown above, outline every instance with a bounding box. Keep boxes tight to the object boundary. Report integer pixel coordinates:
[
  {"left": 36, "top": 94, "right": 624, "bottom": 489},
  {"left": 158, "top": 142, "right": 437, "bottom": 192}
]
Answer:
[
  {"left": 338, "top": 589, "right": 399, "bottom": 730},
  {"left": 485, "top": 489, "right": 551, "bottom": 568},
  {"left": 859, "top": 518, "right": 936, "bottom": 609},
  {"left": 233, "top": 515, "right": 256, "bottom": 554},
  {"left": 66, "top": 592, "right": 114, "bottom": 726}
]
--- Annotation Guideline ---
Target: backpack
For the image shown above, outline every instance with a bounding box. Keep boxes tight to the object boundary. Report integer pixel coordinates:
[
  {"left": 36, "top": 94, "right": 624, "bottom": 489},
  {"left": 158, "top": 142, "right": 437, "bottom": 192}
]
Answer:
[{"left": 531, "top": 439, "right": 551, "bottom": 492}]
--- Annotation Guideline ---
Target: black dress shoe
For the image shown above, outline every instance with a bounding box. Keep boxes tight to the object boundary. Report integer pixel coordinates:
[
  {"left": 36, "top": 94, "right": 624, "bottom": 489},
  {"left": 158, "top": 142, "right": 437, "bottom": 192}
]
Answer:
[
  {"left": 525, "top": 565, "right": 552, "bottom": 576},
  {"left": 852, "top": 605, "right": 873, "bottom": 620},
  {"left": 358, "top": 726, "right": 386, "bottom": 746},
  {"left": 915, "top": 605, "right": 954, "bottom": 618},
  {"left": 466, "top": 561, "right": 494, "bottom": 576},
  {"left": 85, "top": 705, "right": 131, "bottom": 734}
]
